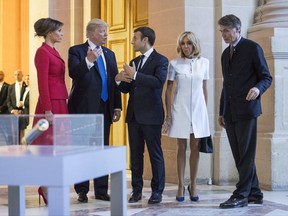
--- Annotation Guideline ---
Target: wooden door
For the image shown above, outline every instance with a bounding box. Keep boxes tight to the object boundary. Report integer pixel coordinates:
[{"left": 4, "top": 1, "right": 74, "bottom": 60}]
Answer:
[
  {"left": 101, "top": 0, "right": 148, "bottom": 167},
  {"left": 101, "top": 0, "right": 147, "bottom": 144}
]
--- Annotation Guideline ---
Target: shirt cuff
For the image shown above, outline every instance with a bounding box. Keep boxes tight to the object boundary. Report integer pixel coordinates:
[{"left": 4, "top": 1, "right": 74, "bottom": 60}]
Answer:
[
  {"left": 133, "top": 71, "right": 137, "bottom": 80},
  {"left": 85, "top": 57, "right": 94, "bottom": 69}
]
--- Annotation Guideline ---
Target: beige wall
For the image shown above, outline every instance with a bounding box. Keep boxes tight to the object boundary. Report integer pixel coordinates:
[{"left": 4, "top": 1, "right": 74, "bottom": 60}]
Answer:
[
  {"left": 0, "top": 0, "right": 29, "bottom": 83},
  {"left": 147, "top": 0, "right": 185, "bottom": 184}
]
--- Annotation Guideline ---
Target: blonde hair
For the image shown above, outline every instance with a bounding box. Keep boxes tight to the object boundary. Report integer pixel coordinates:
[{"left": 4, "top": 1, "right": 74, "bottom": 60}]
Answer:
[
  {"left": 176, "top": 31, "right": 201, "bottom": 58},
  {"left": 86, "top": 18, "right": 108, "bottom": 37}
]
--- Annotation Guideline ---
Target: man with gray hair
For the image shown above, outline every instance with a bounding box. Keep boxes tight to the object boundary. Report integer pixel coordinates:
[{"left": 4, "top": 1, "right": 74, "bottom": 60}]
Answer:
[
  {"left": 218, "top": 14, "right": 272, "bottom": 208},
  {"left": 68, "top": 18, "right": 122, "bottom": 203}
]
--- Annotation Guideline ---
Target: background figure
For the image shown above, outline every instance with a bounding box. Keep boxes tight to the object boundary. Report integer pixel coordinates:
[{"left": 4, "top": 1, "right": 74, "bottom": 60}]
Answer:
[
  {"left": 218, "top": 14, "right": 272, "bottom": 209},
  {"left": 6, "top": 69, "right": 27, "bottom": 142},
  {"left": 115, "top": 27, "right": 168, "bottom": 204},
  {"left": 18, "top": 74, "right": 30, "bottom": 142},
  {"left": 0, "top": 70, "right": 10, "bottom": 114},
  {"left": 68, "top": 18, "right": 122, "bottom": 203},
  {"left": 163, "top": 31, "right": 210, "bottom": 202},
  {"left": 33, "top": 17, "right": 69, "bottom": 205},
  {"left": 0, "top": 70, "right": 11, "bottom": 145}
]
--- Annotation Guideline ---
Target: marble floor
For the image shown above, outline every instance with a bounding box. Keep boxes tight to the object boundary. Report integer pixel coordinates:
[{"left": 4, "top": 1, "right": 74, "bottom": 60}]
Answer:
[{"left": 0, "top": 176, "right": 288, "bottom": 216}]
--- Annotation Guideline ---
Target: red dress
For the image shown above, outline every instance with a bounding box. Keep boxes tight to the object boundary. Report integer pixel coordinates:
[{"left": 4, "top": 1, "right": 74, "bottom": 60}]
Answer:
[{"left": 32, "top": 43, "right": 68, "bottom": 145}]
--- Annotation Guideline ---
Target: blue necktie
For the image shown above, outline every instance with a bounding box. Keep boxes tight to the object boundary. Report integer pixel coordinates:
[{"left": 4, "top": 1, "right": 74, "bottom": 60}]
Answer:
[{"left": 96, "top": 46, "right": 108, "bottom": 101}]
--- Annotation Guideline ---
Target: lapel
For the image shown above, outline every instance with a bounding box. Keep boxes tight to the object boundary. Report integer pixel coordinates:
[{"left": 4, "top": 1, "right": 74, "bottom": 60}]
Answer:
[
  {"left": 135, "top": 56, "right": 142, "bottom": 71},
  {"left": 224, "top": 47, "right": 230, "bottom": 73},
  {"left": 20, "top": 83, "right": 27, "bottom": 100},
  {"left": 9, "top": 83, "right": 16, "bottom": 103},
  {"left": 84, "top": 42, "right": 101, "bottom": 77},
  {"left": 102, "top": 47, "right": 110, "bottom": 79},
  {"left": 90, "top": 44, "right": 110, "bottom": 82},
  {"left": 138, "top": 50, "right": 155, "bottom": 73},
  {"left": 0, "top": 82, "right": 7, "bottom": 94},
  {"left": 12, "top": 83, "right": 16, "bottom": 97},
  {"left": 42, "top": 43, "right": 65, "bottom": 64},
  {"left": 225, "top": 37, "right": 244, "bottom": 72}
]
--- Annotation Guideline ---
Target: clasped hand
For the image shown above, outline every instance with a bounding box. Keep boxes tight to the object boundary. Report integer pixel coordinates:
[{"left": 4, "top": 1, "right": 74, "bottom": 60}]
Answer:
[
  {"left": 115, "top": 62, "right": 136, "bottom": 83},
  {"left": 86, "top": 47, "right": 102, "bottom": 63}
]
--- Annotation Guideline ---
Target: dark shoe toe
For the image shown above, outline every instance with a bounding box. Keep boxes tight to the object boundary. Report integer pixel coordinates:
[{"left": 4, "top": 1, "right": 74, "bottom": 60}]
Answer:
[
  {"left": 77, "top": 192, "right": 88, "bottom": 203},
  {"left": 219, "top": 197, "right": 248, "bottom": 209},
  {"left": 148, "top": 192, "right": 162, "bottom": 204},
  {"left": 95, "top": 193, "right": 110, "bottom": 201},
  {"left": 128, "top": 193, "right": 142, "bottom": 203},
  {"left": 248, "top": 196, "right": 263, "bottom": 204}
]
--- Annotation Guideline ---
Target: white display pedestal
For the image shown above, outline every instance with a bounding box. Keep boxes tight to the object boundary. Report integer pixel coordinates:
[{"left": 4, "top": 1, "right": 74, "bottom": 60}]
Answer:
[{"left": 0, "top": 145, "right": 127, "bottom": 216}]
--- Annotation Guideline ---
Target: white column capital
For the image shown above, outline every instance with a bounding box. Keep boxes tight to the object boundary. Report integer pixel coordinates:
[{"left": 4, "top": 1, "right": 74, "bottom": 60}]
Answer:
[{"left": 249, "top": 0, "right": 288, "bottom": 33}]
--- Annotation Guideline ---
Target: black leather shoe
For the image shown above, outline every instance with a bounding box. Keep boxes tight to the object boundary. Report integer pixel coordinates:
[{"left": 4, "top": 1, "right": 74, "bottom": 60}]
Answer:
[
  {"left": 219, "top": 197, "right": 248, "bottom": 208},
  {"left": 148, "top": 192, "right": 162, "bottom": 204},
  {"left": 95, "top": 193, "right": 110, "bottom": 201},
  {"left": 128, "top": 193, "right": 142, "bottom": 203},
  {"left": 248, "top": 196, "right": 263, "bottom": 204},
  {"left": 77, "top": 192, "right": 88, "bottom": 203}
]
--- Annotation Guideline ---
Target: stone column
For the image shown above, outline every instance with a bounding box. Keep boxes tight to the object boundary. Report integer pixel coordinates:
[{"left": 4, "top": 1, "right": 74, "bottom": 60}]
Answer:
[
  {"left": 29, "top": 0, "right": 49, "bottom": 115},
  {"left": 248, "top": 0, "right": 288, "bottom": 190}
]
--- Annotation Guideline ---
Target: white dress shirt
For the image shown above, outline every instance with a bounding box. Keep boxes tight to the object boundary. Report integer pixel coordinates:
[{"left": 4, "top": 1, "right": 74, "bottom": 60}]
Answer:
[{"left": 15, "top": 81, "right": 23, "bottom": 106}]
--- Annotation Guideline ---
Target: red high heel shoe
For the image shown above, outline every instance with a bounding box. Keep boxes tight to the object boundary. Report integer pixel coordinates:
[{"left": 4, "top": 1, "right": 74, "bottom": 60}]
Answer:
[{"left": 38, "top": 187, "right": 48, "bottom": 205}]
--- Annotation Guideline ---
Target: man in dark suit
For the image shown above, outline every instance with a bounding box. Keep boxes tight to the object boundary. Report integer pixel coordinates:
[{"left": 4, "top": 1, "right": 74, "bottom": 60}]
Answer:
[
  {"left": 115, "top": 27, "right": 168, "bottom": 204},
  {"left": 7, "top": 69, "right": 26, "bottom": 115},
  {"left": 68, "top": 18, "right": 122, "bottom": 203},
  {"left": 18, "top": 74, "right": 30, "bottom": 139},
  {"left": 0, "top": 70, "right": 10, "bottom": 114},
  {"left": 218, "top": 14, "right": 272, "bottom": 209},
  {"left": 7, "top": 69, "right": 27, "bottom": 143},
  {"left": 0, "top": 70, "right": 10, "bottom": 145}
]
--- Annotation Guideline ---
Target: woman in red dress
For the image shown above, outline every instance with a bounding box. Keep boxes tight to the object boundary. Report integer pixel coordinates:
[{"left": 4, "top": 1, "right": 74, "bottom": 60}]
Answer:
[{"left": 33, "top": 17, "right": 68, "bottom": 205}]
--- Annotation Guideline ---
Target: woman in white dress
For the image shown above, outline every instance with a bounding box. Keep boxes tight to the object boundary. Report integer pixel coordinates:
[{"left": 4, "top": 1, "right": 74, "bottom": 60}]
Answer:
[{"left": 163, "top": 31, "right": 210, "bottom": 202}]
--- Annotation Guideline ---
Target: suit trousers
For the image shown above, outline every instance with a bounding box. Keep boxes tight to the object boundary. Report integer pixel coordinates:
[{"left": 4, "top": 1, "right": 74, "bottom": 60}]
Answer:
[
  {"left": 225, "top": 118, "right": 263, "bottom": 199},
  {"left": 74, "top": 100, "right": 111, "bottom": 195},
  {"left": 128, "top": 120, "right": 165, "bottom": 194}
]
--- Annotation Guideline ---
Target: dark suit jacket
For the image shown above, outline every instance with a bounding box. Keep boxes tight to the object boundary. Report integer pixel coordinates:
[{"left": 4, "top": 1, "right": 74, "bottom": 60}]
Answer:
[
  {"left": 118, "top": 50, "right": 168, "bottom": 125},
  {"left": 0, "top": 82, "right": 10, "bottom": 114},
  {"left": 20, "top": 90, "right": 30, "bottom": 130},
  {"left": 68, "top": 41, "right": 122, "bottom": 123},
  {"left": 7, "top": 82, "right": 27, "bottom": 113},
  {"left": 219, "top": 37, "right": 272, "bottom": 121}
]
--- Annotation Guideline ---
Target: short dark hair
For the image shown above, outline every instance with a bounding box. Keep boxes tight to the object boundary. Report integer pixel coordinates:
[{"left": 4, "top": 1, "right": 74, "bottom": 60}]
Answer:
[
  {"left": 218, "top": 14, "right": 241, "bottom": 31},
  {"left": 134, "top": 27, "right": 156, "bottom": 46},
  {"left": 34, "top": 18, "right": 63, "bottom": 38}
]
